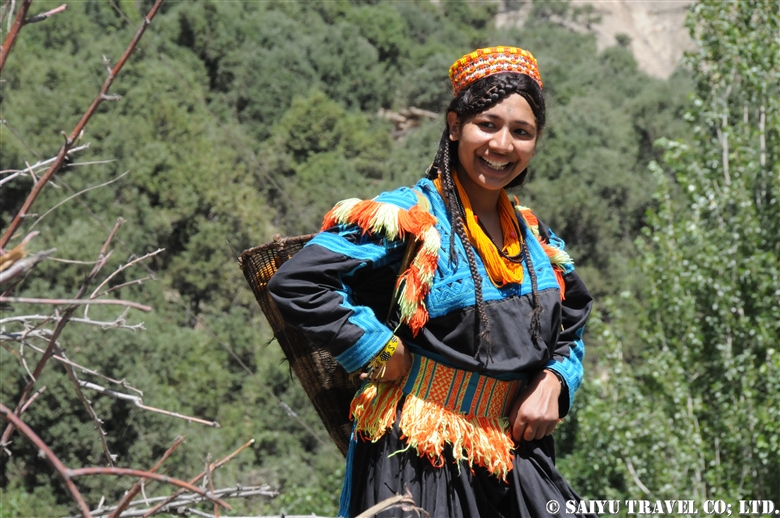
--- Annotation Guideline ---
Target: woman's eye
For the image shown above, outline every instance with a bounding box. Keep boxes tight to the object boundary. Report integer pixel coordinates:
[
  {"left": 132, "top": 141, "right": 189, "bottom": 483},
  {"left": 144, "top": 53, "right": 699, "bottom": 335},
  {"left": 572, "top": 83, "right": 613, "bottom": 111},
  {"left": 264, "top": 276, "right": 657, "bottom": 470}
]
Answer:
[{"left": 477, "top": 121, "right": 494, "bottom": 129}]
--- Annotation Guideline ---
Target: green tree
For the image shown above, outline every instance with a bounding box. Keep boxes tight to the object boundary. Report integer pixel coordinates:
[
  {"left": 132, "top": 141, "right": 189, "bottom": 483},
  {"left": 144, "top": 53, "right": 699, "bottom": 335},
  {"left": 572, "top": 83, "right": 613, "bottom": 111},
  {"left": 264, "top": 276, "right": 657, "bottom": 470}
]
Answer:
[{"left": 560, "top": 0, "right": 780, "bottom": 502}]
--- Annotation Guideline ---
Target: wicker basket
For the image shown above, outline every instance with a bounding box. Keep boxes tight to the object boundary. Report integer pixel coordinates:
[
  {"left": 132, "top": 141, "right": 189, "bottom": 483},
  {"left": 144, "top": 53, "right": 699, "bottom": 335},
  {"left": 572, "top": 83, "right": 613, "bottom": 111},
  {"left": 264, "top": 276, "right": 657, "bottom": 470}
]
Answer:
[{"left": 238, "top": 234, "right": 359, "bottom": 456}]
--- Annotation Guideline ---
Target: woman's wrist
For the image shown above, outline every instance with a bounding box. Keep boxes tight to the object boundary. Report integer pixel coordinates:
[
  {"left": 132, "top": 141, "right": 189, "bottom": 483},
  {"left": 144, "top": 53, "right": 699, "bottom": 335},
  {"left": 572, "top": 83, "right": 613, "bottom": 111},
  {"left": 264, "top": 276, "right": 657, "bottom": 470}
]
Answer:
[{"left": 363, "top": 335, "right": 400, "bottom": 380}]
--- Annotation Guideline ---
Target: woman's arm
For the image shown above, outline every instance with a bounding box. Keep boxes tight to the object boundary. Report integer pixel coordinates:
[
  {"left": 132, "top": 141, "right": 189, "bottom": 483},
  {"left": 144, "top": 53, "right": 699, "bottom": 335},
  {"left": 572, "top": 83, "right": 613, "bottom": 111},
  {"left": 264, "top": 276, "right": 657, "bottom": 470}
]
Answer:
[
  {"left": 509, "top": 222, "right": 594, "bottom": 441},
  {"left": 267, "top": 228, "right": 406, "bottom": 374}
]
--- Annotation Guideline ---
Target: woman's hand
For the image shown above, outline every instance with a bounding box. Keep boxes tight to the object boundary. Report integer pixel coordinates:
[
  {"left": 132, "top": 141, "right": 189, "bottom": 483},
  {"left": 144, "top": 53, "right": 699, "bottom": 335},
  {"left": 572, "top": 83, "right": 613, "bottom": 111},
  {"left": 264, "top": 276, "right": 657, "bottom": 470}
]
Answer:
[
  {"left": 359, "top": 338, "right": 412, "bottom": 382},
  {"left": 508, "top": 369, "right": 562, "bottom": 442}
]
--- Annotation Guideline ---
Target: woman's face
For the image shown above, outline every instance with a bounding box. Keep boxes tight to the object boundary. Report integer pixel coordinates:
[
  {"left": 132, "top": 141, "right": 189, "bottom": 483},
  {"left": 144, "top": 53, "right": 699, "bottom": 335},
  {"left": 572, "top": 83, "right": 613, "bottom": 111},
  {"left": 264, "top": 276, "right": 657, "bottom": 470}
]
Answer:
[{"left": 447, "top": 93, "right": 538, "bottom": 198}]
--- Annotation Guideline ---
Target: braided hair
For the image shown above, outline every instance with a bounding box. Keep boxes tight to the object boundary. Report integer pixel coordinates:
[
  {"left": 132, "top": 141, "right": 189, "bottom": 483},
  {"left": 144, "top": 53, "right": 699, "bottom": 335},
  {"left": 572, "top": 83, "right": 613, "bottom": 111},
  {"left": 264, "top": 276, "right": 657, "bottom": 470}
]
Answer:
[{"left": 427, "top": 72, "right": 547, "bottom": 363}]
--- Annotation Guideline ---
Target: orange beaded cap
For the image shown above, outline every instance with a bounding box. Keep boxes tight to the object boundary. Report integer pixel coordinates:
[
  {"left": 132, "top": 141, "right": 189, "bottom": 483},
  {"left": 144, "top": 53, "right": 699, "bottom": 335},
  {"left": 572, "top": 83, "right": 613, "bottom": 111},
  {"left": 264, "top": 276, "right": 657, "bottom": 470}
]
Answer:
[{"left": 449, "top": 46, "right": 542, "bottom": 96}]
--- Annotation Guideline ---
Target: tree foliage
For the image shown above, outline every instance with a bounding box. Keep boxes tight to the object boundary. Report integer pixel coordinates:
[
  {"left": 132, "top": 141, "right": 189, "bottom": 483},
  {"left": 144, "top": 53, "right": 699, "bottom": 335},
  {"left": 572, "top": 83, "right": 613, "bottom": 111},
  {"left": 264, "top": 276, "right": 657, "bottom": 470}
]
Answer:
[{"left": 561, "top": 0, "right": 780, "bottom": 502}]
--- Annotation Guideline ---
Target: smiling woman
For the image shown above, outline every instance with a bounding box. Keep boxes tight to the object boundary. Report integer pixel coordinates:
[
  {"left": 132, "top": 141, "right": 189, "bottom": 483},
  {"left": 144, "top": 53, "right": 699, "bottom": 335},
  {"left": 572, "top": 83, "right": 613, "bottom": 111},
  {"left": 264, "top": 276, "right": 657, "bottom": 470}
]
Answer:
[{"left": 267, "top": 46, "right": 594, "bottom": 517}]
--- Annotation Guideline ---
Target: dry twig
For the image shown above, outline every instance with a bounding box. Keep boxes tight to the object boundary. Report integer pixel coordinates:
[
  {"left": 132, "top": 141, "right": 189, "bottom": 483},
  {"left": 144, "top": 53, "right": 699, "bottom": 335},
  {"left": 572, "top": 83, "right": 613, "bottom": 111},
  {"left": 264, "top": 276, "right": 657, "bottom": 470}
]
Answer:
[
  {"left": 0, "top": 403, "right": 93, "bottom": 517},
  {"left": 0, "top": 296, "right": 151, "bottom": 312},
  {"left": 0, "top": 0, "right": 32, "bottom": 72},
  {"left": 140, "top": 439, "right": 255, "bottom": 517},
  {"left": 1, "top": 312, "right": 147, "bottom": 332},
  {"left": 61, "top": 356, "right": 116, "bottom": 466},
  {"left": 24, "top": 3, "right": 66, "bottom": 24},
  {"left": 28, "top": 171, "right": 129, "bottom": 231},
  {"left": 86, "top": 485, "right": 276, "bottom": 517},
  {"left": 108, "top": 435, "right": 186, "bottom": 518},
  {"left": 78, "top": 381, "right": 219, "bottom": 427},
  {"left": 0, "top": 0, "right": 165, "bottom": 249},
  {"left": 0, "top": 218, "right": 122, "bottom": 448},
  {"left": 69, "top": 467, "right": 232, "bottom": 511},
  {"left": 1, "top": 329, "right": 145, "bottom": 395}
]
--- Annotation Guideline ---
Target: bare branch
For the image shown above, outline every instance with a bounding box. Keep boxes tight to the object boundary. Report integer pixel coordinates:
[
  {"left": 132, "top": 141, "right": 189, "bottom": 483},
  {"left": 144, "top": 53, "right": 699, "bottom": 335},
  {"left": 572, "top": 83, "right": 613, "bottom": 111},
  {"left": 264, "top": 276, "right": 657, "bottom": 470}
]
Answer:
[
  {"left": 98, "top": 275, "right": 155, "bottom": 297},
  {"left": 1, "top": 312, "right": 146, "bottom": 333},
  {"left": 0, "top": 143, "right": 90, "bottom": 176},
  {"left": 0, "top": 249, "right": 54, "bottom": 286},
  {"left": 0, "top": 0, "right": 32, "bottom": 73},
  {"left": 87, "top": 485, "right": 277, "bottom": 517},
  {"left": 69, "top": 467, "right": 232, "bottom": 511},
  {"left": 47, "top": 256, "right": 104, "bottom": 265},
  {"left": 78, "top": 380, "right": 219, "bottom": 428},
  {"left": 29, "top": 171, "right": 129, "bottom": 231},
  {"left": 63, "top": 366, "right": 115, "bottom": 466},
  {"left": 108, "top": 435, "right": 186, "bottom": 518},
  {"left": 24, "top": 3, "right": 66, "bottom": 24},
  {"left": 0, "top": 0, "right": 166, "bottom": 250},
  {"left": 1, "top": 219, "right": 123, "bottom": 447},
  {"left": 0, "top": 331, "right": 144, "bottom": 395},
  {"left": 141, "top": 439, "right": 255, "bottom": 517},
  {"left": 89, "top": 248, "right": 164, "bottom": 301},
  {"left": 18, "top": 385, "right": 45, "bottom": 415},
  {"left": 0, "top": 403, "right": 93, "bottom": 517},
  {"left": 0, "top": 296, "right": 152, "bottom": 312},
  {"left": 0, "top": 171, "right": 24, "bottom": 186}
]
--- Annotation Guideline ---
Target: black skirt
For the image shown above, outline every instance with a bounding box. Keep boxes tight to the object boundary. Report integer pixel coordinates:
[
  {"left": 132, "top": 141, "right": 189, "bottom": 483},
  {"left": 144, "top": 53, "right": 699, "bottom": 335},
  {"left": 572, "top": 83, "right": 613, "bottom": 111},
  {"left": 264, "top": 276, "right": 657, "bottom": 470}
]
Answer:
[{"left": 345, "top": 406, "right": 593, "bottom": 518}]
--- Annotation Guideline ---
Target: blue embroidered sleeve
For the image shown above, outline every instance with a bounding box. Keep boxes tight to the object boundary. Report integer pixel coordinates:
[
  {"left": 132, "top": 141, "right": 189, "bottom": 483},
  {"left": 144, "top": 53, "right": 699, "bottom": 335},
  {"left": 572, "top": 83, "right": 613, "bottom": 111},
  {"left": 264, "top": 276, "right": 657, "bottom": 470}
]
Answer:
[
  {"left": 536, "top": 225, "right": 593, "bottom": 416},
  {"left": 267, "top": 188, "right": 420, "bottom": 374}
]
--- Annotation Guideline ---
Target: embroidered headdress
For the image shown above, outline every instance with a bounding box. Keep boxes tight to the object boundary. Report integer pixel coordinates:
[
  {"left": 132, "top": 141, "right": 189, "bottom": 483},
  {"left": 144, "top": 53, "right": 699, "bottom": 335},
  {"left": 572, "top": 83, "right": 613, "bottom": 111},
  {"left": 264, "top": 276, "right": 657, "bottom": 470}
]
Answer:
[{"left": 449, "top": 46, "right": 542, "bottom": 96}]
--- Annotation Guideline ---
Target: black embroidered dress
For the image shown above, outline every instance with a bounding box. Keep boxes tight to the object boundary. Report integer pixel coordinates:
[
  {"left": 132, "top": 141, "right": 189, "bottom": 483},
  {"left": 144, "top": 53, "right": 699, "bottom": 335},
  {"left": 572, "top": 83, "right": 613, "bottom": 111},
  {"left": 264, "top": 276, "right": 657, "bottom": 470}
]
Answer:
[{"left": 268, "top": 178, "right": 593, "bottom": 518}]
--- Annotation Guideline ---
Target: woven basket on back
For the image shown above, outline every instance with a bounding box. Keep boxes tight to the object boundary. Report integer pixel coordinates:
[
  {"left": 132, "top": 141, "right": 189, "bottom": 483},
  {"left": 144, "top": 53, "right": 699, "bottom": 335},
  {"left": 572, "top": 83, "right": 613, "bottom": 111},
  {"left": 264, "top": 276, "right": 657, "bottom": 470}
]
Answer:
[{"left": 239, "top": 234, "right": 359, "bottom": 456}]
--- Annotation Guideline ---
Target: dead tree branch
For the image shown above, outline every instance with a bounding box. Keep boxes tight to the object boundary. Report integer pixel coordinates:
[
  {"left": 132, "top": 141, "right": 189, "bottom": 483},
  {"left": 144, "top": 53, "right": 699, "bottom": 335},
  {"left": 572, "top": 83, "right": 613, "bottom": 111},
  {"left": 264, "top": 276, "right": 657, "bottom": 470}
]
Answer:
[
  {"left": 29, "top": 171, "right": 129, "bottom": 231},
  {"left": 0, "top": 218, "right": 122, "bottom": 448},
  {"left": 140, "top": 439, "right": 255, "bottom": 517},
  {"left": 0, "top": 402, "right": 93, "bottom": 517},
  {"left": 87, "top": 248, "right": 164, "bottom": 304},
  {"left": 61, "top": 356, "right": 116, "bottom": 466},
  {"left": 0, "top": 248, "right": 55, "bottom": 286},
  {"left": 108, "top": 435, "right": 186, "bottom": 518},
  {"left": 0, "top": 0, "right": 32, "bottom": 73},
  {"left": 23, "top": 2, "right": 66, "bottom": 24},
  {"left": 78, "top": 380, "right": 219, "bottom": 428},
  {"left": 18, "top": 385, "right": 45, "bottom": 416},
  {"left": 69, "top": 467, "right": 232, "bottom": 511},
  {"left": 0, "top": 331, "right": 144, "bottom": 394},
  {"left": 1, "top": 312, "right": 146, "bottom": 332},
  {"left": 87, "top": 485, "right": 277, "bottom": 517},
  {"left": 0, "top": 0, "right": 165, "bottom": 250},
  {"left": 0, "top": 143, "right": 90, "bottom": 177},
  {"left": 0, "top": 296, "right": 152, "bottom": 312}
]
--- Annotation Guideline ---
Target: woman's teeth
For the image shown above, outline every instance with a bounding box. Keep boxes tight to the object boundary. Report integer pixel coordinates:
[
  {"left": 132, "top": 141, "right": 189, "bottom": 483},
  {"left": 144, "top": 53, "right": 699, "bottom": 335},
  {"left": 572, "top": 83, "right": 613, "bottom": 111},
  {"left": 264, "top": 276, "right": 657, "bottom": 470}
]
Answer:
[{"left": 481, "top": 157, "right": 510, "bottom": 170}]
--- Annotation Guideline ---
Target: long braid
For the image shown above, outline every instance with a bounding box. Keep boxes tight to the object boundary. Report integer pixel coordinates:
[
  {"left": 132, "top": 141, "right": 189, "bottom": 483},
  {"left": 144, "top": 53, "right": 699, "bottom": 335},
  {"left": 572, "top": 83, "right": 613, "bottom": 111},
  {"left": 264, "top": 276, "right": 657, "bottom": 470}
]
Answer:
[
  {"left": 430, "top": 126, "right": 494, "bottom": 362},
  {"left": 522, "top": 236, "right": 545, "bottom": 350}
]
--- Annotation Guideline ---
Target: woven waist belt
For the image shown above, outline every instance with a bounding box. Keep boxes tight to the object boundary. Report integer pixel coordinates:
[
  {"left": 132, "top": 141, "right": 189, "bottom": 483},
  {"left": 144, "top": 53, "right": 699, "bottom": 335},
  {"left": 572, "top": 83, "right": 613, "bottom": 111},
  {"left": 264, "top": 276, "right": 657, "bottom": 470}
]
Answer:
[
  {"left": 400, "top": 353, "right": 526, "bottom": 419},
  {"left": 350, "top": 352, "right": 528, "bottom": 481}
]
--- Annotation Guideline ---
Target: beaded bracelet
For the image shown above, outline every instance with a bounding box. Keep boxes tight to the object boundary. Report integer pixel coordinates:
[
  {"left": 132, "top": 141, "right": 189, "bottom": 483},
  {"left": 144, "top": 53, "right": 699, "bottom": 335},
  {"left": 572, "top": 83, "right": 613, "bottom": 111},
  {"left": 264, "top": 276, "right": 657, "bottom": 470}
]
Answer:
[{"left": 365, "top": 335, "right": 400, "bottom": 380}]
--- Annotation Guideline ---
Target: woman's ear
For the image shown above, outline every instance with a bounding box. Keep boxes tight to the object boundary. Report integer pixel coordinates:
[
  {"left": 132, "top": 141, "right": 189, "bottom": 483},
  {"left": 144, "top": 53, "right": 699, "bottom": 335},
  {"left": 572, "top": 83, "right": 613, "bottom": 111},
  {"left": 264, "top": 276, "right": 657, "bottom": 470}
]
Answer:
[{"left": 447, "top": 112, "right": 460, "bottom": 142}]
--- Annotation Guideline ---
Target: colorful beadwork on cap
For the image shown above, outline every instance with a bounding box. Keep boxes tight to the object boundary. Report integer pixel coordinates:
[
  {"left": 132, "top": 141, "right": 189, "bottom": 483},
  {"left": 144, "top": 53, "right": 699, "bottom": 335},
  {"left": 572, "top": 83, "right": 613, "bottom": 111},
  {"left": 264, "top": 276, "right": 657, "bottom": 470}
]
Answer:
[{"left": 449, "top": 46, "right": 542, "bottom": 95}]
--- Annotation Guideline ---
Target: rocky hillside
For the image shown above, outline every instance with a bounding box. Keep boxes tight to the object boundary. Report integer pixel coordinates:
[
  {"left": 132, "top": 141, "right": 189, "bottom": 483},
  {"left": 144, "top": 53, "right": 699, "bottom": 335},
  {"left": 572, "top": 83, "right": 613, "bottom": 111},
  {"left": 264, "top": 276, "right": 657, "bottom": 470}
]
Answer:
[{"left": 496, "top": 0, "right": 694, "bottom": 78}]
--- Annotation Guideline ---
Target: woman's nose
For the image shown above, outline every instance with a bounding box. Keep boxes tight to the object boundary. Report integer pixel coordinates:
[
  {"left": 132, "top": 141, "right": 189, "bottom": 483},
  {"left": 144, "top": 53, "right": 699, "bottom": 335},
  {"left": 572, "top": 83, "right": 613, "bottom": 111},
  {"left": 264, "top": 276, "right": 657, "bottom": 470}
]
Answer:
[{"left": 489, "top": 128, "right": 513, "bottom": 153}]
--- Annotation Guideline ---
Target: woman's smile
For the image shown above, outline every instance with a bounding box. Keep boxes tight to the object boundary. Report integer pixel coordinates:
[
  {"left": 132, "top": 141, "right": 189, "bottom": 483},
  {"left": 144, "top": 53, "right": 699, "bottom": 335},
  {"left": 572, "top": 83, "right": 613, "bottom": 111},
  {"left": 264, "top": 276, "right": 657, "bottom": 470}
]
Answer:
[{"left": 447, "top": 92, "right": 538, "bottom": 204}]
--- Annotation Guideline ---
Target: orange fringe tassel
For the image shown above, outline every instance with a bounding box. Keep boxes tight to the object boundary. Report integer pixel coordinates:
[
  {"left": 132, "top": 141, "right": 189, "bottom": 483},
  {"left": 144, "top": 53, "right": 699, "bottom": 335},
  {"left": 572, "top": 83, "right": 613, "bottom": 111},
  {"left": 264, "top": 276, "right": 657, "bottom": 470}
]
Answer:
[
  {"left": 350, "top": 381, "right": 516, "bottom": 482},
  {"left": 321, "top": 197, "right": 440, "bottom": 336},
  {"left": 515, "top": 202, "right": 572, "bottom": 300}
]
